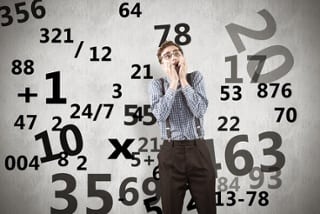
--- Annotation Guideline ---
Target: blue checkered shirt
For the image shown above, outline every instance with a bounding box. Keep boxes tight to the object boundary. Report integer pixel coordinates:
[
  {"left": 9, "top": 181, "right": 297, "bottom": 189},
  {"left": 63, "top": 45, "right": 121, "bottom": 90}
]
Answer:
[{"left": 149, "top": 71, "right": 208, "bottom": 140}]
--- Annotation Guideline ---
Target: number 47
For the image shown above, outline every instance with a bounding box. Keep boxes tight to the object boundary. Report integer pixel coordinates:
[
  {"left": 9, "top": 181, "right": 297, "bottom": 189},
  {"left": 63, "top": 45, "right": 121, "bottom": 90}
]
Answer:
[{"left": 14, "top": 115, "right": 37, "bottom": 129}]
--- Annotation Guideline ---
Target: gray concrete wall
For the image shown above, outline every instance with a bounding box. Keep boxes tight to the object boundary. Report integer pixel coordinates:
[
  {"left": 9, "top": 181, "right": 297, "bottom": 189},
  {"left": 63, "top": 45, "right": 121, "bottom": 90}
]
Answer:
[{"left": 0, "top": 0, "right": 319, "bottom": 213}]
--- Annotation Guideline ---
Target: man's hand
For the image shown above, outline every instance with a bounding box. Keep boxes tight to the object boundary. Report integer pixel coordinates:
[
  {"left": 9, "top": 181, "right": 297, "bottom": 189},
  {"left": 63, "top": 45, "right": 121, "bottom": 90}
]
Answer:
[
  {"left": 163, "top": 61, "right": 179, "bottom": 90},
  {"left": 178, "top": 58, "right": 189, "bottom": 88}
]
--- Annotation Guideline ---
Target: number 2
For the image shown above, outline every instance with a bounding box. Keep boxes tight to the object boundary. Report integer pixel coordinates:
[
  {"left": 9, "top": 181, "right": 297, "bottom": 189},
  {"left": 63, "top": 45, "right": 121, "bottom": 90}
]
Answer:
[
  {"left": 226, "top": 9, "right": 294, "bottom": 82},
  {"left": 225, "top": 9, "right": 276, "bottom": 53}
]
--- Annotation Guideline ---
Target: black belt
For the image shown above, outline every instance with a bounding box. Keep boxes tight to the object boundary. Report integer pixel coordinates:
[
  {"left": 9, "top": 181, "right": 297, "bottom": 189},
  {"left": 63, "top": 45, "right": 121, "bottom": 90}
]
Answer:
[{"left": 163, "top": 139, "right": 203, "bottom": 146}]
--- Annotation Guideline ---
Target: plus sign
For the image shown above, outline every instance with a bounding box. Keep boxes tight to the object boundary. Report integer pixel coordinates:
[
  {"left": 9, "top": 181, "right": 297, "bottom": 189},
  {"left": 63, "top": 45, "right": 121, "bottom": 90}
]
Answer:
[
  {"left": 17, "top": 87, "right": 38, "bottom": 103},
  {"left": 144, "top": 155, "right": 155, "bottom": 166}
]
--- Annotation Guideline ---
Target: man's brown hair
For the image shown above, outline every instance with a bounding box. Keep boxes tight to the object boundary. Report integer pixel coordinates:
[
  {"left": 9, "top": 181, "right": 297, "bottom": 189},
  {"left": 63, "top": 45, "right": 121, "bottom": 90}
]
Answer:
[{"left": 157, "top": 41, "right": 184, "bottom": 64}]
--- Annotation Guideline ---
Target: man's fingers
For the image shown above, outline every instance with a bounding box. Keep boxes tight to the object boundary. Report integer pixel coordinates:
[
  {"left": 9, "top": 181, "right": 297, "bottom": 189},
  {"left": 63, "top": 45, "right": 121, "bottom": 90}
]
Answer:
[{"left": 166, "top": 62, "right": 170, "bottom": 70}]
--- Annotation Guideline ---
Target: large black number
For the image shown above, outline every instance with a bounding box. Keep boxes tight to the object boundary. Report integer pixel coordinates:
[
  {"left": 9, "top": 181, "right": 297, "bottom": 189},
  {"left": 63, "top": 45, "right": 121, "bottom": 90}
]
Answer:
[
  {"left": 124, "top": 105, "right": 156, "bottom": 125},
  {"left": 247, "top": 45, "right": 294, "bottom": 83},
  {"left": 225, "top": 135, "right": 254, "bottom": 176},
  {"left": 225, "top": 55, "right": 243, "bottom": 83},
  {"left": 31, "top": 0, "right": 46, "bottom": 19},
  {"left": 87, "top": 174, "right": 113, "bottom": 214},
  {"left": 225, "top": 132, "right": 285, "bottom": 175},
  {"left": 142, "top": 177, "right": 160, "bottom": 200},
  {"left": 124, "top": 105, "right": 139, "bottom": 125},
  {"left": 174, "top": 23, "right": 191, "bottom": 45},
  {"left": 247, "top": 55, "right": 266, "bottom": 83},
  {"left": 35, "top": 130, "right": 60, "bottom": 162},
  {"left": 226, "top": 10, "right": 294, "bottom": 82},
  {"left": 0, "top": 0, "right": 45, "bottom": 27},
  {"left": 52, "top": 174, "right": 113, "bottom": 214},
  {"left": 60, "top": 124, "right": 83, "bottom": 156},
  {"left": 51, "top": 173, "right": 77, "bottom": 214},
  {"left": 35, "top": 124, "right": 83, "bottom": 163},
  {"left": 15, "top": 2, "right": 29, "bottom": 23},
  {"left": 225, "top": 9, "right": 276, "bottom": 53},
  {"left": 259, "top": 131, "right": 285, "bottom": 172},
  {"left": 46, "top": 71, "right": 67, "bottom": 104},
  {"left": 144, "top": 196, "right": 162, "bottom": 214},
  {"left": 119, "top": 177, "right": 139, "bottom": 206},
  {"left": 143, "top": 105, "right": 157, "bottom": 125},
  {"left": 154, "top": 24, "right": 170, "bottom": 47}
]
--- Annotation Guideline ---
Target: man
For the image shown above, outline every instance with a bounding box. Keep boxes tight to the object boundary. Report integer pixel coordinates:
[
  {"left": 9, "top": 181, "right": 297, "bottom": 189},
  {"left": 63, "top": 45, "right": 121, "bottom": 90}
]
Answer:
[{"left": 149, "top": 40, "right": 216, "bottom": 214}]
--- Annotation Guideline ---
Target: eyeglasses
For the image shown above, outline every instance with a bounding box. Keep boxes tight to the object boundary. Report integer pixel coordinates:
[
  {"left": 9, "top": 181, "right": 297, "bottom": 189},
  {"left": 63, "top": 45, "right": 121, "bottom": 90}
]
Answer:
[{"left": 161, "top": 50, "right": 181, "bottom": 61}]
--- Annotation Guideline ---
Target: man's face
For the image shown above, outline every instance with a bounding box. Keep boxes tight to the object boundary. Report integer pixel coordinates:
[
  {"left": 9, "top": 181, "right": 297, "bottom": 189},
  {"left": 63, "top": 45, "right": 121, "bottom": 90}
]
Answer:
[{"left": 160, "top": 45, "right": 184, "bottom": 72}]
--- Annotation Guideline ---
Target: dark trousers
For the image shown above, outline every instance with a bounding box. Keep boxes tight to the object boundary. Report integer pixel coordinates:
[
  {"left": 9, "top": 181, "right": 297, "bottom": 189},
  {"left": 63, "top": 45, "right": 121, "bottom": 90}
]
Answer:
[{"left": 158, "top": 139, "right": 216, "bottom": 214}]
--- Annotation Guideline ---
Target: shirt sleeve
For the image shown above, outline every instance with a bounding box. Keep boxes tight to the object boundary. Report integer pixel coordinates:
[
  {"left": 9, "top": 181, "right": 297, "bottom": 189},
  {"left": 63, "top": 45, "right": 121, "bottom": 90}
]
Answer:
[
  {"left": 148, "top": 79, "right": 177, "bottom": 121},
  {"left": 181, "top": 71, "right": 208, "bottom": 118}
]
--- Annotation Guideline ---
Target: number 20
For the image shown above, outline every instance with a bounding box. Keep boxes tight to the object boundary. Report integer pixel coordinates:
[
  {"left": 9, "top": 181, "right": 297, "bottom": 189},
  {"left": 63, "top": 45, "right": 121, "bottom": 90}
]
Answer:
[{"left": 225, "top": 9, "right": 294, "bottom": 83}]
